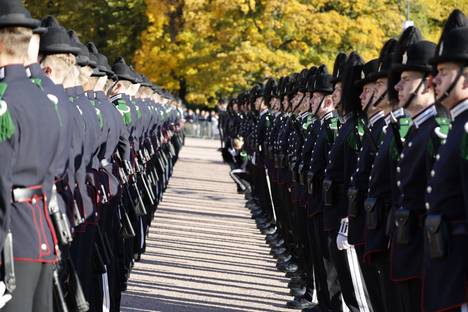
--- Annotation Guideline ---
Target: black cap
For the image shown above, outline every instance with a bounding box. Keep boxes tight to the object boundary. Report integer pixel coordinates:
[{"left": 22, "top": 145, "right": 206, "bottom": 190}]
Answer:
[
  {"left": 249, "top": 84, "right": 263, "bottom": 103},
  {"left": 430, "top": 27, "right": 468, "bottom": 65},
  {"left": 68, "top": 31, "right": 92, "bottom": 66},
  {"left": 0, "top": 0, "right": 40, "bottom": 29},
  {"left": 287, "top": 73, "right": 301, "bottom": 97},
  {"left": 305, "top": 66, "right": 318, "bottom": 93},
  {"left": 139, "top": 74, "right": 153, "bottom": 88},
  {"left": 314, "top": 65, "right": 334, "bottom": 94},
  {"left": 112, "top": 57, "right": 136, "bottom": 83},
  {"left": 263, "top": 78, "right": 276, "bottom": 106},
  {"left": 332, "top": 52, "right": 347, "bottom": 84},
  {"left": 87, "top": 42, "right": 109, "bottom": 77},
  {"left": 388, "top": 26, "right": 423, "bottom": 102},
  {"left": 33, "top": 26, "right": 47, "bottom": 35},
  {"left": 356, "top": 59, "right": 379, "bottom": 88},
  {"left": 368, "top": 39, "right": 397, "bottom": 81},
  {"left": 432, "top": 9, "right": 468, "bottom": 64},
  {"left": 341, "top": 52, "right": 364, "bottom": 114},
  {"left": 40, "top": 17, "right": 81, "bottom": 56},
  {"left": 392, "top": 41, "right": 436, "bottom": 74},
  {"left": 296, "top": 68, "right": 309, "bottom": 93}
]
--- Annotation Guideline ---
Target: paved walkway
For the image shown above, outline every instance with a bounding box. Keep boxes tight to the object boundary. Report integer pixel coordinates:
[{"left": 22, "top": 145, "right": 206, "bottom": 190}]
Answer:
[{"left": 121, "top": 138, "right": 291, "bottom": 312}]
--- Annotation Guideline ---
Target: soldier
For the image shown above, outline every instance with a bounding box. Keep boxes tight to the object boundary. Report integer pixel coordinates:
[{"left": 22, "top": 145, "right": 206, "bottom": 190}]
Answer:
[
  {"left": 303, "top": 63, "right": 342, "bottom": 312},
  {"left": 0, "top": 0, "right": 62, "bottom": 311},
  {"left": 390, "top": 36, "right": 442, "bottom": 312},
  {"left": 322, "top": 52, "right": 366, "bottom": 312},
  {"left": 346, "top": 39, "right": 397, "bottom": 312},
  {"left": 423, "top": 15, "right": 468, "bottom": 312}
]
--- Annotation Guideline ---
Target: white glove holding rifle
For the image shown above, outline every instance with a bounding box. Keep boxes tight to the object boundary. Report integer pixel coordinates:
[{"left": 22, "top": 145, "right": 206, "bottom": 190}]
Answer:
[{"left": 337, "top": 217, "right": 352, "bottom": 250}]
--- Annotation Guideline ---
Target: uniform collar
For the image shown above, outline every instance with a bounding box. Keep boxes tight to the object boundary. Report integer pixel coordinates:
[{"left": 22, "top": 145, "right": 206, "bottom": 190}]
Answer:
[
  {"left": 385, "top": 107, "right": 405, "bottom": 125},
  {"left": 321, "top": 111, "right": 335, "bottom": 122},
  {"left": 368, "top": 110, "right": 385, "bottom": 127},
  {"left": 25, "top": 63, "right": 44, "bottom": 78},
  {"left": 0, "top": 64, "right": 28, "bottom": 80},
  {"left": 259, "top": 108, "right": 268, "bottom": 117},
  {"left": 413, "top": 104, "right": 437, "bottom": 128},
  {"left": 450, "top": 99, "right": 468, "bottom": 120},
  {"left": 343, "top": 112, "right": 353, "bottom": 123},
  {"left": 109, "top": 93, "right": 124, "bottom": 102},
  {"left": 85, "top": 91, "right": 96, "bottom": 99}
]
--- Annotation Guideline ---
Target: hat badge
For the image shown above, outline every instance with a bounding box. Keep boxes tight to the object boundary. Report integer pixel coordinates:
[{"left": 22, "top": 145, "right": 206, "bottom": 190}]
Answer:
[
  {"left": 439, "top": 41, "right": 444, "bottom": 56},
  {"left": 361, "top": 70, "right": 365, "bottom": 79},
  {"left": 402, "top": 52, "right": 408, "bottom": 65},
  {"left": 378, "top": 62, "right": 382, "bottom": 72}
]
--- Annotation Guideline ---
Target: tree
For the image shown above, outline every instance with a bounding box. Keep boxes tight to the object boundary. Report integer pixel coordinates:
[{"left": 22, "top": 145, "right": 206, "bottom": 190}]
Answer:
[
  {"left": 136, "top": 0, "right": 468, "bottom": 106},
  {"left": 24, "top": 0, "right": 148, "bottom": 64}
]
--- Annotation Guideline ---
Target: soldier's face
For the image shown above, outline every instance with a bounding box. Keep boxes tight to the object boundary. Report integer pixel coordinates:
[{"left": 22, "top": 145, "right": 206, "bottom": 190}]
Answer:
[
  {"left": 360, "top": 83, "right": 375, "bottom": 109},
  {"left": 311, "top": 92, "right": 323, "bottom": 113},
  {"left": 255, "top": 97, "right": 264, "bottom": 111},
  {"left": 332, "top": 83, "right": 342, "bottom": 109},
  {"left": 434, "top": 62, "right": 467, "bottom": 109},
  {"left": 299, "top": 93, "right": 311, "bottom": 112},
  {"left": 271, "top": 98, "right": 280, "bottom": 111},
  {"left": 292, "top": 92, "right": 304, "bottom": 109},
  {"left": 373, "top": 78, "right": 388, "bottom": 107},
  {"left": 282, "top": 96, "right": 289, "bottom": 110},
  {"left": 395, "top": 71, "right": 424, "bottom": 107}
]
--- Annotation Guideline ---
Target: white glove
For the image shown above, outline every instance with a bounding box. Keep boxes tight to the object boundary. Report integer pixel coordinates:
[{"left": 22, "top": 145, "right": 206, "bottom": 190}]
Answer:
[
  {"left": 336, "top": 218, "right": 352, "bottom": 250},
  {"left": 0, "top": 282, "right": 12, "bottom": 309}
]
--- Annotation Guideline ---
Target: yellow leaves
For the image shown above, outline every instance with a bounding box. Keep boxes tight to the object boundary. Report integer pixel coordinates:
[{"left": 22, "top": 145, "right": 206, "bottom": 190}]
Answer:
[{"left": 136, "top": 0, "right": 468, "bottom": 106}]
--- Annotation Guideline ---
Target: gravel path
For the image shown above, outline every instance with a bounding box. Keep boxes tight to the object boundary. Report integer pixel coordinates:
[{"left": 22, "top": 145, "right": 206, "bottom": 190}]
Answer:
[{"left": 120, "top": 138, "right": 292, "bottom": 312}]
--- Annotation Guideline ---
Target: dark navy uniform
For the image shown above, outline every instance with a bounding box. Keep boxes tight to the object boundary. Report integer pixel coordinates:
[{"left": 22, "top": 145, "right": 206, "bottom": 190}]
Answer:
[{"left": 424, "top": 100, "right": 468, "bottom": 312}]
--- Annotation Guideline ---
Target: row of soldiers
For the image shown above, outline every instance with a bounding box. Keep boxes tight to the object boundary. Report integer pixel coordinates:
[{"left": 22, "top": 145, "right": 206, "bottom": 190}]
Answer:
[
  {"left": 220, "top": 9, "right": 468, "bottom": 312},
  {"left": 0, "top": 0, "right": 184, "bottom": 311}
]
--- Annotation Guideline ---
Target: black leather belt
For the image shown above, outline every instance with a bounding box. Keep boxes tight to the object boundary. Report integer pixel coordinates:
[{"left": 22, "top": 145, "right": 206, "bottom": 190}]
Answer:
[{"left": 12, "top": 186, "right": 44, "bottom": 203}]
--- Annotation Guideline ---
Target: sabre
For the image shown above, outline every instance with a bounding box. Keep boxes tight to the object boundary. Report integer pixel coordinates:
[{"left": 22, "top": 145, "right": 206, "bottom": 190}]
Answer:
[{"left": 264, "top": 166, "right": 277, "bottom": 223}]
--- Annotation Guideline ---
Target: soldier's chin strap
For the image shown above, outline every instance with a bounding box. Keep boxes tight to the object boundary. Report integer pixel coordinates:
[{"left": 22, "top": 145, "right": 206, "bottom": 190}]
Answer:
[
  {"left": 363, "top": 91, "right": 375, "bottom": 114},
  {"left": 313, "top": 95, "right": 326, "bottom": 116},
  {"left": 437, "top": 66, "right": 465, "bottom": 104},
  {"left": 286, "top": 97, "right": 293, "bottom": 113},
  {"left": 373, "top": 89, "right": 388, "bottom": 108},
  {"left": 292, "top": 93, "right": 306, "bottom": 114},
  {"left": 403, "top": 74, "right": 428, "bottom": 109}
]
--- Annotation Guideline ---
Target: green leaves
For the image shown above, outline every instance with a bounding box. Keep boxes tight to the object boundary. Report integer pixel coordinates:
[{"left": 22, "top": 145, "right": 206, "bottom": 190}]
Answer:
[{"left": 24, "top": 0, "right": 148, "bottom": 63}]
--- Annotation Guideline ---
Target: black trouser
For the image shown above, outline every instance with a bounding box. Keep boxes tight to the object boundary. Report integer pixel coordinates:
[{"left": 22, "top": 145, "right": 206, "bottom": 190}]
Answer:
[
  {"left": 306, "top": 216, "right": 343, "bottom": 311},
  {"left": 355, "top": 245, "right": 384, "bottom": 312},
  {"left": 367, "top": 252, "right": 399, "bottom": 312},
  {"left": 326, "top": 230, "right": 360, "bottom": 312},
  {"left": 395, "top": 279, "right": 421, "bottom": 312},
  {"left": 291, "top": 198, "right": 310, "bottom": 277},
  {"left": 3, "top": 262, "right": 53, "bottom": 312},
  {"left": 252, "top": 163, "right": 274, "bottom": 222},
  {"left": 70, "top": 224, "right": 100, "bottom": 311}
]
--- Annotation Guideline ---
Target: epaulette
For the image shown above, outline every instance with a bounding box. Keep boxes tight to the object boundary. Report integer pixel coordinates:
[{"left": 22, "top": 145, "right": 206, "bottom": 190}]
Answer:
[
  {"left": 30, "top": 77, "right": 44, "bottom": 91},
  {"left": 330, "top": 117, "right": 339, "bottom": 131},
  {"left": 0, "top": 83, "right": 15, "bottom": 142},
  {"left": 434, "top": 117, "right": 451, "bottom": 139},
  {"left": 90, "top": 100, "right": 104, "bottom": 129},
  {"left": 116, "top": 99, "right": 132, "bottom": 126},
  {"left": 47, "top": 94, "right": 63, "bottom": 127},
  {"left": 302, "top": 115, "right": 313, "bottom": 130},
  {"left": 357, "top": 118, "right": 365, "bottom": 137},
  {"left": 399, "top": 117, "right": 412, "bottom": 142}
]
